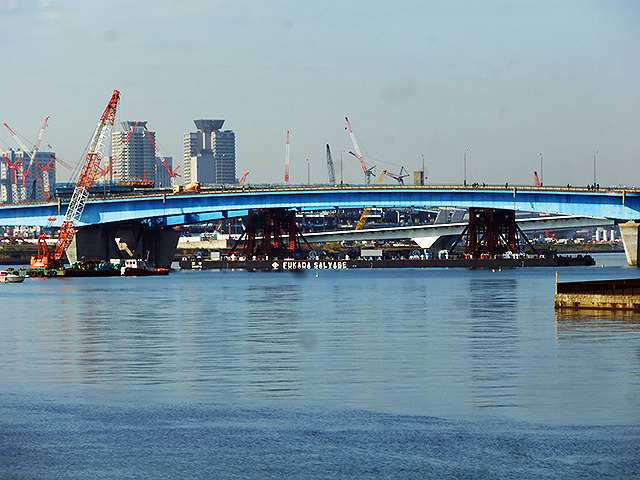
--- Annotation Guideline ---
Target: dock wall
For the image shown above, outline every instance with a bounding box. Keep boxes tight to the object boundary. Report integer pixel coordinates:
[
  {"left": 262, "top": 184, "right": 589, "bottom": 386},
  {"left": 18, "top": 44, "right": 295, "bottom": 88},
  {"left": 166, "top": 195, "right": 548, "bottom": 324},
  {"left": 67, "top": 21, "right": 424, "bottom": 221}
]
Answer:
[
  {"left": 554, "top": 293, "right": 640, "bottom": 310},
  {"left": 555, "top": 277, "right": 640, "bottom": 310}
]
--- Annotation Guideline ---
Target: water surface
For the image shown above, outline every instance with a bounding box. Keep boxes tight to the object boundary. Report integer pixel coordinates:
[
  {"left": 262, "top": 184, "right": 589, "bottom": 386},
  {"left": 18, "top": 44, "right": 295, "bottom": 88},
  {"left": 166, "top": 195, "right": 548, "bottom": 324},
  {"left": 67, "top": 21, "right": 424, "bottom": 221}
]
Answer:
[{"left": 1, "top": 253, "right": 638, "bottom": 478}]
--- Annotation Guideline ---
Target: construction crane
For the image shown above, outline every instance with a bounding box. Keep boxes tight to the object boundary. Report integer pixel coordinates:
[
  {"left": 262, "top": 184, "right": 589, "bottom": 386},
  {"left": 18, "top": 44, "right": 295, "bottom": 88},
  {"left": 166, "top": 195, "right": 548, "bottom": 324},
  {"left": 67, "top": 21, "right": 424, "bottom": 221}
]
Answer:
[
  {"left": 4, "top": 116, "right": 51, "bottom": 200},
  {"left": 143, "top": 124, "right": 181, "bottom": 186},
  {"left": 31, "top": 90, "right": 120, "bottom": 269},
  {"left": 239, "top": 171, "right": 250, "bottom": 184},
  {"left": 1, "top": 153, "right": 23, "bottom": 202},
  {"left": 284, "top": 131, "right": 290, "bottom": 184},
  {"left": 95, "top": 120, "right": 140, "bottom": 183},
  {"left": 325, "top": 144, "right": 336, "bottom": 184},
  {"left": 354, "top": 170, "right": 386, "bottom": 230},
  {"left": 345, "top": 117, "right": 375, "bottom": 184},
  {"left": 384, "top": 166, "right": 409, "bottom": 185}
]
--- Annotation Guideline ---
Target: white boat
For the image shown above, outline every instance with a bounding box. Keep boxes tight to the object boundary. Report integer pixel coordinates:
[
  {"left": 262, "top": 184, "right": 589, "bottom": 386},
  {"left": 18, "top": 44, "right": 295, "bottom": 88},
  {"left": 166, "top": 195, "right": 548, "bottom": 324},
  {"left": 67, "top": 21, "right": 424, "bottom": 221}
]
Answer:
[
  {"left": 120, "top": 259, "right": 170, "bottom": 276},
  {"left": 0, "top": 270, "right": 25, "bottom": 283}
]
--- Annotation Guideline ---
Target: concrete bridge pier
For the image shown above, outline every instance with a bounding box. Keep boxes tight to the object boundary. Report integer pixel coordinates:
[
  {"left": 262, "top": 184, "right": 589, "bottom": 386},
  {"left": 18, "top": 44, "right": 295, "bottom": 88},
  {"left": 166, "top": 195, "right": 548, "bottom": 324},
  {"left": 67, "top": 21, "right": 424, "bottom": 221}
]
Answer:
[
  {"left": 66, "top": 223, "right": 181, "bottom": 268},
  {"left": 619, "top": 221, "right": 640, "bottom": 266}
]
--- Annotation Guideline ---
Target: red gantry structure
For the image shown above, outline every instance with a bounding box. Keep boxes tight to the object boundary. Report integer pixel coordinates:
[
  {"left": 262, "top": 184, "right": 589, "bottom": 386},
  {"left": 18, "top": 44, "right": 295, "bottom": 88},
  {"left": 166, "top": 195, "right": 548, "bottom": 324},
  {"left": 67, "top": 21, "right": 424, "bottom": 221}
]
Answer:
[
  {"left": 228, "top": 208, "right": 313, "bottom": 260},
  {"left": 452, "top": 207, "right": 538, "bottom": 259}
]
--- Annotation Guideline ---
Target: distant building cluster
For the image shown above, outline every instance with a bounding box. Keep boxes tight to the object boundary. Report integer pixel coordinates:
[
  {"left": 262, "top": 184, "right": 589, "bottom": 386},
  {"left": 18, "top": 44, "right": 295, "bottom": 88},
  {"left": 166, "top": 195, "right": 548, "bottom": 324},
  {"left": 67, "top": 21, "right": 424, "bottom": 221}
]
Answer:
[
  {"left": 111, "top": 118, "right": 236, "bottom": 188},
  {"left": 0, "top": 149, "right": 56, "bottom": 203},
  {"left": 1, "top": 117, "right": 236, "bottom": 204}
]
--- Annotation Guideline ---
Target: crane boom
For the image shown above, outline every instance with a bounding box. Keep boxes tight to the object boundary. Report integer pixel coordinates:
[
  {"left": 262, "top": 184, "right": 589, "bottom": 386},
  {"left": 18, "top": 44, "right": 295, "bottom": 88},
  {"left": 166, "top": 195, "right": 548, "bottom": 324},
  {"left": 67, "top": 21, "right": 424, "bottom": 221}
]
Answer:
[
  {"left": 1, "top": 153, "right": 22, "bottom": 202},
  {"left": 385, "top": 166, "right": 409, "bottom": 185},
  {"left": 4, "top": 116, "right": 51, "bottom": 199},
  {"left": 52, "top": 91, "right": 120, "bottom": 262},
  {"left": 284, "top": 131, "right": 290, "bottom": 183},
  {"left": 30, "top": 90, "right": 120, "bottom": 269},
  {"left": 325, "top": 144, "right": 336, "bottom": 184},
  {"left": 345, "top": 117, "right": 374, "bottom": 184},
  {"left": 52, "top": 91, "right": 120, "bottom": 263},
  {"left": 345, "top": 117, "right": 363, "bottom": 160},
  {"left": 143, "top": 124, "right": 181, "bottom": 185}
]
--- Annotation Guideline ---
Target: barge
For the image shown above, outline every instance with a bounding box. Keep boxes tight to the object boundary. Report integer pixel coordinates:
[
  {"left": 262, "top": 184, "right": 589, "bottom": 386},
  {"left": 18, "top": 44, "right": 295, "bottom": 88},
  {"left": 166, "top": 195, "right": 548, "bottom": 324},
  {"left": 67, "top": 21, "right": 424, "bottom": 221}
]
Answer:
[
  {"left": 16, "top": 259, "right": 169, "bottom": 278},
  {"left": 180, "top": 254, "right": 595, "bottom": 271}
]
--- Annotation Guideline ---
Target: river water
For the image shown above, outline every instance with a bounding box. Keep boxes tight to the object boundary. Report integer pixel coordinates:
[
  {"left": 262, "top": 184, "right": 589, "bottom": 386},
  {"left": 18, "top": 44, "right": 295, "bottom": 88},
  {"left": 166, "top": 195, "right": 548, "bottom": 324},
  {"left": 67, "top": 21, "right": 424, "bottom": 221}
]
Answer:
[{"left": 1, "top": 253, "right": 638, "bottom": 478}]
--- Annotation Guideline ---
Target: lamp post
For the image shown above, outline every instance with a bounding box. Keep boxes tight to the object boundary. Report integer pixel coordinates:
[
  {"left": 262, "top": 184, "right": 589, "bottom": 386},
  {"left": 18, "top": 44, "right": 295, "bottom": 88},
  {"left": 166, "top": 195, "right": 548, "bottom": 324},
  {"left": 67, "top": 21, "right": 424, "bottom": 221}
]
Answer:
[
  {"left": 539, "top": 153, "right": 543, "bottom": 186},
  {"left": 340, "top": 150, "right": 344, "bottom": 186},
  {"left": 593, "top": 150, "right": 598, "bottom": 186},
  {"left": 463, "top": 149, "right": 468, "bottom": 186},
  {"left": 421, "top": 154, "right": 425, "bottom": 185},
  {"left": 306, "top": 158, "right": 310, "bottom": 185}
]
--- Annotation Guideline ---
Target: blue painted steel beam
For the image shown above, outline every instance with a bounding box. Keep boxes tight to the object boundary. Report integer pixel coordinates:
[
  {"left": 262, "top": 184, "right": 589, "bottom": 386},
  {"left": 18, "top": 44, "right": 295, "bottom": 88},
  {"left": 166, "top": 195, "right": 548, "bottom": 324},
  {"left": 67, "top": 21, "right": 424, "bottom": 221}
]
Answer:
[{"left": 1, "top": 186, "right": 639, "bottom": 227}]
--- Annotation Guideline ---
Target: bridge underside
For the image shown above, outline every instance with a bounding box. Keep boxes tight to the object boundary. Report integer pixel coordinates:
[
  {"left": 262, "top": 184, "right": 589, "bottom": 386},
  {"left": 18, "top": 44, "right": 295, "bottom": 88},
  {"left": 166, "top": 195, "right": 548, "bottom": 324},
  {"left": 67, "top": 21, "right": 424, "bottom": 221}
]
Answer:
[{"left": 67, "top": 222, "right": 180, "bottom": 268}]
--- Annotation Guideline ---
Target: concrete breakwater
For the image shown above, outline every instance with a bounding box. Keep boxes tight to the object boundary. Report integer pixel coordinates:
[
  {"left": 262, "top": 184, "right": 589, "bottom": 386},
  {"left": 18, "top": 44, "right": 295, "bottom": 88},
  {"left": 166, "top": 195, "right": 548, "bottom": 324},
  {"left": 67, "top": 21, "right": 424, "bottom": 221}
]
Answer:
[{"left": 555, "top": 277, "right": 640, "bottom": 310}]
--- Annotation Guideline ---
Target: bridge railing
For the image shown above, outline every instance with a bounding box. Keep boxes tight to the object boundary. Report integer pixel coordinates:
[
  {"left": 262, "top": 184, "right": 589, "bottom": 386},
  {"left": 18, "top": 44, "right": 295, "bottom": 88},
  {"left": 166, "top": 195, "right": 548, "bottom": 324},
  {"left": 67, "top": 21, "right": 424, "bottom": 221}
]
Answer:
[{"left": 0, "top": 183, "right": 637, "bottom": 207}]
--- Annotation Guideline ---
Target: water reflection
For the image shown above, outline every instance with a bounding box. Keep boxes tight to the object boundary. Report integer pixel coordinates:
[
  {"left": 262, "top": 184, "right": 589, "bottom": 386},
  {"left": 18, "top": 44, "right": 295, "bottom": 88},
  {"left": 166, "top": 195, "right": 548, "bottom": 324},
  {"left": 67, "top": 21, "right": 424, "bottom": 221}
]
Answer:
[
  {"left": 467, "top": 278, "right": 520, "bottom": 408},
  {"left": 2, "top": 269, "right": 639, "bottom": 423},
  {"left": 553, "top": 309, "right": 640, "bottom": 423}
]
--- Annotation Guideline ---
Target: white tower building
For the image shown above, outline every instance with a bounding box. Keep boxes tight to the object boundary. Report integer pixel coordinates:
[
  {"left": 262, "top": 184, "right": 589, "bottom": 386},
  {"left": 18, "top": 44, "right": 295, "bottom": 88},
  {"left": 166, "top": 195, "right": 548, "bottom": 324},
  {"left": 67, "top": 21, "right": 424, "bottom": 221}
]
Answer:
[{"left": 183, "top": 119, "right": 236, "bottom": 185}]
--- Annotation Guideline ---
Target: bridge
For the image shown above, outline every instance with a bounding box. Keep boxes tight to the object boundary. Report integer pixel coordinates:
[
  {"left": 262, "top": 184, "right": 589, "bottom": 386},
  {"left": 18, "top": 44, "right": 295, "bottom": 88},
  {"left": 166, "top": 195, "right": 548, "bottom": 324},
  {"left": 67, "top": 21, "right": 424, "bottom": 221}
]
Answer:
[
  {"left": 1, "top": 184, "right": 639, "bottom": 266},
  {"left": 304, "top": 215, "right": 616, "bottom": 250}
]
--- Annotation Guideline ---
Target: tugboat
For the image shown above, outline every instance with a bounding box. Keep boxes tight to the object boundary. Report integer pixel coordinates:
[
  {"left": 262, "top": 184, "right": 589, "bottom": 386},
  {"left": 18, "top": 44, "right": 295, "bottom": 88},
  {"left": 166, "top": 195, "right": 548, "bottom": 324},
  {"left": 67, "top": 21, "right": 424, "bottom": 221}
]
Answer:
[
  {"left": 0, "top": 269, "right": 26, "bottom": 283},
  {"left": 120, "top": 259, "right": 170, "bottom": 276}
]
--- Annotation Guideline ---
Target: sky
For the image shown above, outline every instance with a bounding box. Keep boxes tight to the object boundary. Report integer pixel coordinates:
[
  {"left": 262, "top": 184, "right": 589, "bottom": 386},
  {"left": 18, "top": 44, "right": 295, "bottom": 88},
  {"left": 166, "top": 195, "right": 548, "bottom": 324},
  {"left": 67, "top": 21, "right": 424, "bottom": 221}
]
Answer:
[{"left": 1, "top": 0, "right": 639, "bottom": 187}]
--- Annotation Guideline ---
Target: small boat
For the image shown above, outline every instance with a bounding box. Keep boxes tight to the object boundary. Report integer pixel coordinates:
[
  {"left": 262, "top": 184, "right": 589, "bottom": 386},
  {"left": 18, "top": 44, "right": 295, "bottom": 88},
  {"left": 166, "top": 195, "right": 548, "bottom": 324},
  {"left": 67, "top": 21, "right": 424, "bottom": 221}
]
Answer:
[
  {"left": 0, "top": 270, "right": 26, "bottom": 283},
  {"left": 120, "top": 259, "right": 170, "bottom": 276}
]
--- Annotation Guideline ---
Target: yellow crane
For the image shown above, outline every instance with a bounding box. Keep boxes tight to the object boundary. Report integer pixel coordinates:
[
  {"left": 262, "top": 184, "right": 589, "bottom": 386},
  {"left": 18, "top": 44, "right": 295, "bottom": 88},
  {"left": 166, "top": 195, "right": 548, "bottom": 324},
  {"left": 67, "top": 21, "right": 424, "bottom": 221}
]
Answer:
[{"left": 355, "top": 170, "right": 386, "bottom": 230}]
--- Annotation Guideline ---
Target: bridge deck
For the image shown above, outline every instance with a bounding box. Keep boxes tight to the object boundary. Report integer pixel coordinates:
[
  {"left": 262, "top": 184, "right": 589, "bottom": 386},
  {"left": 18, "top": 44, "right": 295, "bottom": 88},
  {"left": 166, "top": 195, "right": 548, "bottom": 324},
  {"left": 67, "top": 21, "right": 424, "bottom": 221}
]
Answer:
[{"left": 0, "top": 184, "right": 638, "bottom": 227}]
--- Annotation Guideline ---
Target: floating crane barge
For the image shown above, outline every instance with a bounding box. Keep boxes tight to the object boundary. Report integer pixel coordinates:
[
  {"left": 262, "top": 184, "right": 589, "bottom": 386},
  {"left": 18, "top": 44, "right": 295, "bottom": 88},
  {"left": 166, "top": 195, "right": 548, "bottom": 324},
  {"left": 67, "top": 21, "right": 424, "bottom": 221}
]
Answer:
[
  {"left": 180, "top": 254, "right": 595, "bottom": 272},
  {"left": 180, "top": 206, "right": 595, "bottom": 271}
]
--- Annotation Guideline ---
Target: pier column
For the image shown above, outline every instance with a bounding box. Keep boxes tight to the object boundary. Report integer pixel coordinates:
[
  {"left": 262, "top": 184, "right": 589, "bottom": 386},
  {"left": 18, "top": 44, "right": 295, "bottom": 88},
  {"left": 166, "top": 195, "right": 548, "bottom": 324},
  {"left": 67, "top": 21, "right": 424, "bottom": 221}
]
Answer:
[
  {"left": 619, "top": 221, "right": 640, "bottom": 266},
  {"left": 66, "top": 223, "right": 181, "bottom": 268}
]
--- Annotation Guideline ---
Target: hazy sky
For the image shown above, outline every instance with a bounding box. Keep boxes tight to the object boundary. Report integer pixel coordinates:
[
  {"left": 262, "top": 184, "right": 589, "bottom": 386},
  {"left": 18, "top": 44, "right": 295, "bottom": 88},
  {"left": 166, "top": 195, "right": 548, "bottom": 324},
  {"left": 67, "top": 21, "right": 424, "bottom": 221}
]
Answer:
[{"left": 1, "top": 0, "right": 639, "bottom": 187}]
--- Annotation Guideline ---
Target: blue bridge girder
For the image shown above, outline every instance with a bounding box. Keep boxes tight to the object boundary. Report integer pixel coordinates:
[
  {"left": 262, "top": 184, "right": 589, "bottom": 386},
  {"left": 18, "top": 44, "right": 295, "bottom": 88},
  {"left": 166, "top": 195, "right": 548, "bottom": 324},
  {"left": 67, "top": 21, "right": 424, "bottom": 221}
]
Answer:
[{"left": 1, "top": 185, "right": 639, "bottom": 228}]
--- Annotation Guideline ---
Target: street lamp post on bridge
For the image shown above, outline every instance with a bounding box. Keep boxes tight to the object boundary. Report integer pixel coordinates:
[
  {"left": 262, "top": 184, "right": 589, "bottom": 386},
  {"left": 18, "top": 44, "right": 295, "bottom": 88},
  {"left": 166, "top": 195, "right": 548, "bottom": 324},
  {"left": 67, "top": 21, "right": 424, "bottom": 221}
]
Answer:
[
  {"left": 539, "top": 153, "right": 543, "bottom": 186},
  {"left": 306, "top": 159, "right": 310, "bottom": 185},
  {"left": 463, "top": 149, "right": 468, "bottom": 186}
]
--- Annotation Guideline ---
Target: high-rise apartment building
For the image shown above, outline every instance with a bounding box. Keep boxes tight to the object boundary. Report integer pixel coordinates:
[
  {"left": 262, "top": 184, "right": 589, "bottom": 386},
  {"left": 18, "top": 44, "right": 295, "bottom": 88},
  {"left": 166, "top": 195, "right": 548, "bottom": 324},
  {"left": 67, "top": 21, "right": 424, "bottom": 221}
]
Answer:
[
  {"left": 183, "top": 119, "right": 235, "bottom": 185},
  {"left": 0, "top": 148, "right": 56, "bottom": 203},
  {"left": 155, "top": 155, "right": 174, "bottom": 188},
  {"left": 112, "top": 121, "right": 158, "bottom": 184}
]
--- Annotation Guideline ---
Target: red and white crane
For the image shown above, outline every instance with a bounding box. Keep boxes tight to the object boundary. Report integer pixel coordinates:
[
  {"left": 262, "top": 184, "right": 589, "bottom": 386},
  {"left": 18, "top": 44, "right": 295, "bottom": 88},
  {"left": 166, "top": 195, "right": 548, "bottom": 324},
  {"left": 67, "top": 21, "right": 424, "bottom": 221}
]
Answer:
[
  {"left": 534, "top": 171, "right": 541, "bottom": 187},
  {"left": 1, "top": 153, "right": 23, "bottom": 202},
  {"left": 345, "top": 117, "right": 375, "bottom": 184},
  {"left": 143, "top": 124, "right": 181, "bottom": 186},
  {"left": 31, "top": 90, "right": 120, "bottom": 269},
  {"left": 4, "top": 116, "right": 51, "bottom": 200},
  {"left": 385, "top": 166, "right": 409, "bottom": 185},
  {"left": 284, "top": 131, "right": 290, "bottom": 184},
  {"left": 239, "top": 171, "right": 250, "bottom": 185}
]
